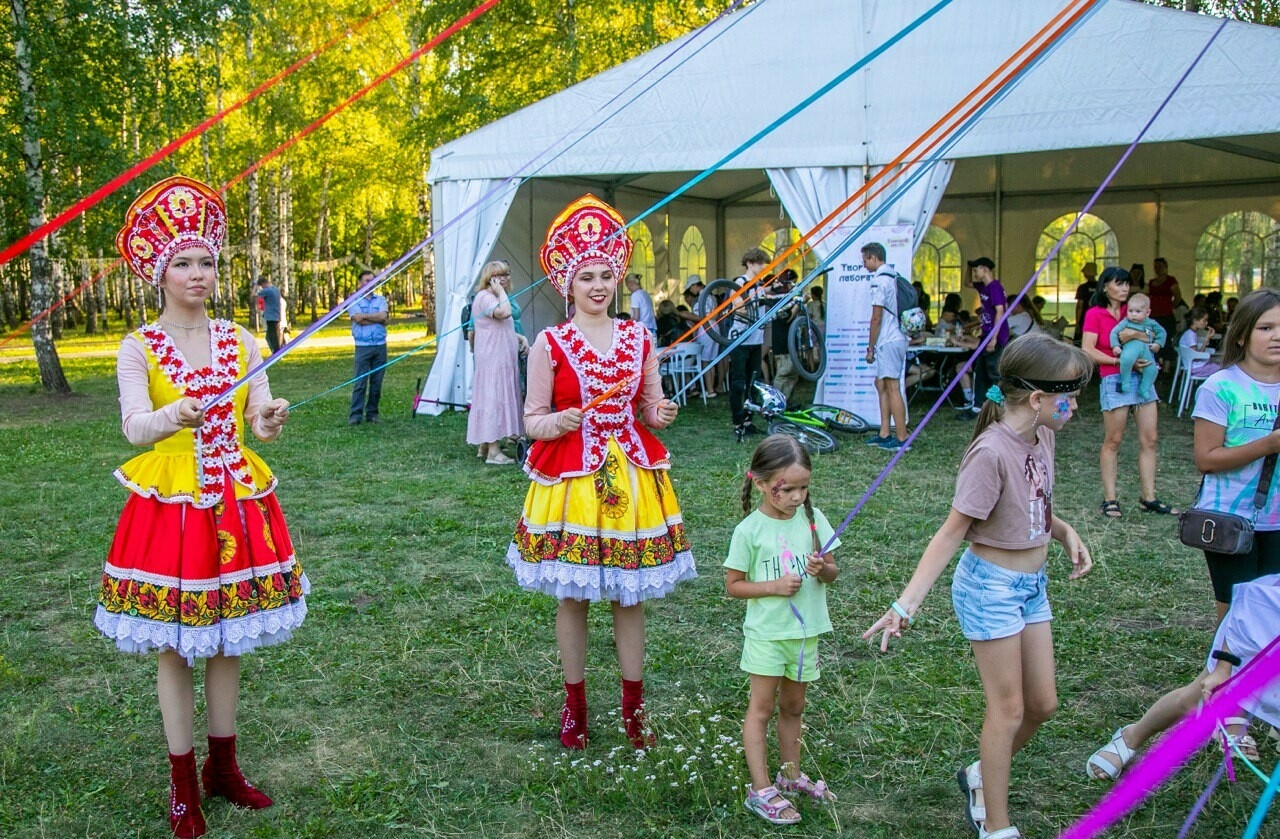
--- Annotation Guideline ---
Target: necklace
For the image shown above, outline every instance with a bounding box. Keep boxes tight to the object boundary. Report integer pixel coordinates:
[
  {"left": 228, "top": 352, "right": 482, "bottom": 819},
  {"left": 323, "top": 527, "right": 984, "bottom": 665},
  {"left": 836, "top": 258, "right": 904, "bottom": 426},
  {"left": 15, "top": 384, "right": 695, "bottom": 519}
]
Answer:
[{"left": 158, "top": 315, "right": 209, "bottom": 330}]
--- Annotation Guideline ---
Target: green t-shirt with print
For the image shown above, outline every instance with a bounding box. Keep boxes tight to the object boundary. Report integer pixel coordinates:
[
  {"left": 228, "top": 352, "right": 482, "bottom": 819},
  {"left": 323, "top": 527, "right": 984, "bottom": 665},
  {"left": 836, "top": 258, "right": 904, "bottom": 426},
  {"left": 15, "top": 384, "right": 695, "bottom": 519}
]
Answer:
[{"left": 724, "top": 507, "right": 840, "bottom": 640}]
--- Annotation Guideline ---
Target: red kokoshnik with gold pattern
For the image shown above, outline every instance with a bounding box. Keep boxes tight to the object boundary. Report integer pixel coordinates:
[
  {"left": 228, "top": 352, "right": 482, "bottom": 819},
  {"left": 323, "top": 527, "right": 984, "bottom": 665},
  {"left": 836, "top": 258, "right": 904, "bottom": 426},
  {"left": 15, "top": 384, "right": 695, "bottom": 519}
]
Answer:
[
  {"left": 94, "top": 176, "right": 307, "bottom": 662},
  {"left": 506, "top": 195, "right": 696, "bottom": 606}
]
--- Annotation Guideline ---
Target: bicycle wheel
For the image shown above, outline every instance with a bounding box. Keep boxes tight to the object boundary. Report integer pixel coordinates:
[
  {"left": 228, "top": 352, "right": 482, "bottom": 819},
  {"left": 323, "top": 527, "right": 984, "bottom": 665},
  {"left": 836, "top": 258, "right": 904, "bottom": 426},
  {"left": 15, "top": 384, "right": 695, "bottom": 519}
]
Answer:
[
  {"left": 697, "top": 278, "right": 758, "bottom": 347},
  {"left": 806, "top": 404, "right": 872, "bottom": 434},
  {"left": 767, "top": 420, "right": 838, "bottom": 454},
  {"left": 788, "top": 314, "right": 826, "bottom": 381}
]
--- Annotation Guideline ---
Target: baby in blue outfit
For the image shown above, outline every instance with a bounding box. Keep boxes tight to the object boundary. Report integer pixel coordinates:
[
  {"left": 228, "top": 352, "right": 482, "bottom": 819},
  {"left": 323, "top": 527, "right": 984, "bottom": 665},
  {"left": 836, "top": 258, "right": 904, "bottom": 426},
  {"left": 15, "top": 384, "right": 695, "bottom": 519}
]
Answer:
[{"left": 1109, "top": 292, "right": 1167, "bottom": 400}]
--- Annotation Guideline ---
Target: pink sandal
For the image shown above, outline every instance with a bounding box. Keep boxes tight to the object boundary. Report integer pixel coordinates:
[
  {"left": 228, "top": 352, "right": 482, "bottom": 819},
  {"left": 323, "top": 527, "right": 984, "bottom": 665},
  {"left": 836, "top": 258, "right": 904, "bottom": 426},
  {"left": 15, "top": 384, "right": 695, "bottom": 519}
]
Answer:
[
  {"left": 775, "top": 770, "right": 837, "bottom": 802},
  {"left": 744, "top": 785, "right": 801, "bottom": 825}
]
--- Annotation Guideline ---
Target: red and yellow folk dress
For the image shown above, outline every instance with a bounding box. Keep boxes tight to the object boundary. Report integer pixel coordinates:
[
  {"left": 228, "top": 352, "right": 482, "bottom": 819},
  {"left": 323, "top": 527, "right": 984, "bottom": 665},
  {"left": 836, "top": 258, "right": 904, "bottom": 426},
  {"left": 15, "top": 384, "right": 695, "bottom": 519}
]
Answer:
[
  {"left": 507, "top": 318, "right": 697, "bottom": 605},
  {"left": 94, "top": 320, "right": 308, "bottom": 662}
]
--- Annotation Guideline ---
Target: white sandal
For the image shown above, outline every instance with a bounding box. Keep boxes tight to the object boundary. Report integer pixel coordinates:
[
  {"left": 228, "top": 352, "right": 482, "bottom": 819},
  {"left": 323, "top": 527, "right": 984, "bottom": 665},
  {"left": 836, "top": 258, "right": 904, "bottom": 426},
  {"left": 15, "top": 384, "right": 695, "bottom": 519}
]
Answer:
[
  {"left": 956, "top": 761, "right": 985, "bottom": 833},
  {"left": 1220, "top": 716, "right": 1261, "bottom": 760},
  {"left": 980, "top": 827, "right": 1022, "bottom": 839},
  {"left": 1087, "top": 725, "right": 1137, "bottom": 781}
]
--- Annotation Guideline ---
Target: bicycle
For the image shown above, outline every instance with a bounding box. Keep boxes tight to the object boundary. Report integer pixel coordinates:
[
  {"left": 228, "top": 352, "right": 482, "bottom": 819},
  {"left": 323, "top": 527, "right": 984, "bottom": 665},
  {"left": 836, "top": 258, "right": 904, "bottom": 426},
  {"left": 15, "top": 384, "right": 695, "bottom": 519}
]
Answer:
[
  {"left": 738, "top": 381, "right": 872, "bottom": 453},
  {"left": 787, "top": 311, "right": 826, "bottom": 381}
]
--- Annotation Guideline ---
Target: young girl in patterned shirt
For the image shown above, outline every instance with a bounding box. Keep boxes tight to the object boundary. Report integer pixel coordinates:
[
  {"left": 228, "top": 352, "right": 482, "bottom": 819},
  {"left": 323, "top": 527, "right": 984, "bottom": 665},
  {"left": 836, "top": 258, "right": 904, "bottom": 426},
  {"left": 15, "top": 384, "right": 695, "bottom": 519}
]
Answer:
[{"left": 864, "top": 333, "right": 1094, "bottom": 839}]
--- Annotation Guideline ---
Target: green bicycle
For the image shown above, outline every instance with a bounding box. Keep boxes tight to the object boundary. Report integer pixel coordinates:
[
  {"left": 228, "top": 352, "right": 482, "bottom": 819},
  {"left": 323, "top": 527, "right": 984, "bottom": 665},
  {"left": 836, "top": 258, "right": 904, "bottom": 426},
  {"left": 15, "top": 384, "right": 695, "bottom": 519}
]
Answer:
[{"left": 739, "top": 381, "right": 873, "bottom": 453}]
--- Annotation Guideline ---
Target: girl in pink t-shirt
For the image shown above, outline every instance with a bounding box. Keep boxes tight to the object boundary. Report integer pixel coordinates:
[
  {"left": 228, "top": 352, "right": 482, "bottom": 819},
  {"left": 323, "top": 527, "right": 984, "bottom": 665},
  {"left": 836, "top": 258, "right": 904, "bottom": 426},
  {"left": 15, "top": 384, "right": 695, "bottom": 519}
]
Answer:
[{"left": 864, "top": 334, "right": 1095, "bottom": 839}]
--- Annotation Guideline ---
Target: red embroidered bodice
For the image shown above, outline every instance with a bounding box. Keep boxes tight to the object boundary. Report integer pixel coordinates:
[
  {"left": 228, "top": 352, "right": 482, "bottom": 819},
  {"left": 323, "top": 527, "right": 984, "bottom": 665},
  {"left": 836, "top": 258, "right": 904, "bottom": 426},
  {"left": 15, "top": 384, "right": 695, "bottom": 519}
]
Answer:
[{"left": 524, "top": 320, "right": 671, "bottom": 485}]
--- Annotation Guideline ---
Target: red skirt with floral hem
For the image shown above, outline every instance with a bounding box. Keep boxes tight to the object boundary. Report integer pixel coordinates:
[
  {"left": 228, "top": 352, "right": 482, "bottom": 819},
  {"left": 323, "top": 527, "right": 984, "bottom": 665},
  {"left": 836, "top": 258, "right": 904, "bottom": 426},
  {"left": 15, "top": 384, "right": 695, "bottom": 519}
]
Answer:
[{"left": 94, "top": 473, "right": 308, "bottom": 661}]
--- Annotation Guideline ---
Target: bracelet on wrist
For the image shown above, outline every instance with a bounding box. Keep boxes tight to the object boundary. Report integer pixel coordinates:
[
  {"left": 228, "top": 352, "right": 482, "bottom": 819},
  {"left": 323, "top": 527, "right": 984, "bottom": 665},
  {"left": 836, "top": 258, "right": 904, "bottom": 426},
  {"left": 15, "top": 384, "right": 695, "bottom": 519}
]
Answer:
[{"left": 891, "top": 600, "right": 914, "bottom": 626}]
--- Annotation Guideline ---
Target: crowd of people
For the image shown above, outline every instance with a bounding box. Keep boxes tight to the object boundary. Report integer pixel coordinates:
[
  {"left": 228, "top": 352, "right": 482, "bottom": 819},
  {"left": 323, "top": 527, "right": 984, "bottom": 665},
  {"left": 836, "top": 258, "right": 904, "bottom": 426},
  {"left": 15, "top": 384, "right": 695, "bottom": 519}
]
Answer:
[{"left": 95, "top": 178, "right": 1277, "bottom": 838}]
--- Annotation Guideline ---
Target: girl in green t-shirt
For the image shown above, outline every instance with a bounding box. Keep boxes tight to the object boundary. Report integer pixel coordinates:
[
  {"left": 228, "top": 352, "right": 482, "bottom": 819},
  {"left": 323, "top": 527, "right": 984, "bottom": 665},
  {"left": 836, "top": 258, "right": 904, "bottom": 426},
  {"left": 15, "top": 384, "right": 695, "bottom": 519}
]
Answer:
[{"left": 725, "top": 435, "right": 840, "bottom": 825}]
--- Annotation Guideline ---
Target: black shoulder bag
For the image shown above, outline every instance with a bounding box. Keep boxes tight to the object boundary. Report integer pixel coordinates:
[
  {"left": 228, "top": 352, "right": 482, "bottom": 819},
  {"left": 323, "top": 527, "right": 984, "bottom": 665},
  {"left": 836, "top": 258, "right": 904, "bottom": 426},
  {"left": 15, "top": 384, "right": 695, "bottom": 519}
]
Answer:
[{"left": 1179, "top": 414, "right": 1280, "bottom": 555}]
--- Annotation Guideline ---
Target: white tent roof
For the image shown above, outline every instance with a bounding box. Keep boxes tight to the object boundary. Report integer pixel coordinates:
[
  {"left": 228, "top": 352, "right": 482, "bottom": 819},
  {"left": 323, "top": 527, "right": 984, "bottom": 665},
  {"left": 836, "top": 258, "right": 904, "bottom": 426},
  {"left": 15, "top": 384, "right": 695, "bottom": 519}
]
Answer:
[{"left": 427, "top": 0, "right": 1280, "bottom": 193}]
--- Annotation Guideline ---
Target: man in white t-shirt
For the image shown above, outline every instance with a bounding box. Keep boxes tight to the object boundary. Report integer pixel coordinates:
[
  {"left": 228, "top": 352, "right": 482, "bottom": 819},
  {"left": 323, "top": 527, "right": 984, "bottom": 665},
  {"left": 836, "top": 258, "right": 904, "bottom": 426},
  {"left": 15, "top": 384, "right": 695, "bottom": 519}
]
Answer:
[
  {"left": 625, "top": 274, "right": 658, "bottom": 336},
  {"left": 863, "top": 242, "right": 909, "bottom": 451}
]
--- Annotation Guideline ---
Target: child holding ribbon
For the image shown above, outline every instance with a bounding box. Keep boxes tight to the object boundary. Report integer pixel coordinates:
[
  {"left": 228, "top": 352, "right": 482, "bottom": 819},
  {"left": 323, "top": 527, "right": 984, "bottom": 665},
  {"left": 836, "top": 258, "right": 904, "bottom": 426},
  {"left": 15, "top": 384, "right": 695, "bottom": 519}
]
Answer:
[
  {"left": 726, "top": 434, "right": 839, "bottom": 825},
  {"left": 864, "top": 333, "right": 1094, "bottom": 839},
  {"left": 93, "top": 177, "right": 308, "bottom": 838}
]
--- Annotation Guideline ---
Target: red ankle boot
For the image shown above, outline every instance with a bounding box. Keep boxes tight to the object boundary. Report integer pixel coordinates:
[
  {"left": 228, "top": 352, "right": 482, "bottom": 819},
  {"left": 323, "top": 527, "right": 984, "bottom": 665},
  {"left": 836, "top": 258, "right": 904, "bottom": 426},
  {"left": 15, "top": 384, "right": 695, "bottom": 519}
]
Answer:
[
  {"left": 622, "top": 678, "right": 655, "bottom": 750},
  {"left": 201, "top": 735, "right": 273, "bottom": 809},
  {"left": 560, "top": 680, "right": 588, "bottom": 749},
  {"left": 168, "top": 750, "right": 207, "bottom": 838}
]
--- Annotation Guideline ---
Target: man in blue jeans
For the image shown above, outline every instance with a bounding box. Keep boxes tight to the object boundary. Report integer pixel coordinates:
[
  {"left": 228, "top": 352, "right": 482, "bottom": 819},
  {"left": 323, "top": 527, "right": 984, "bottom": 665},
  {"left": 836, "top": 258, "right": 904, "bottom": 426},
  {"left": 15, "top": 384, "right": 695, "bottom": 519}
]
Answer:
[
  {"left": 348, "top": 271, "right": 388, "bottom": 425},
  {"left": 256, "top": 277, "right": 282, "bottom": 354}
]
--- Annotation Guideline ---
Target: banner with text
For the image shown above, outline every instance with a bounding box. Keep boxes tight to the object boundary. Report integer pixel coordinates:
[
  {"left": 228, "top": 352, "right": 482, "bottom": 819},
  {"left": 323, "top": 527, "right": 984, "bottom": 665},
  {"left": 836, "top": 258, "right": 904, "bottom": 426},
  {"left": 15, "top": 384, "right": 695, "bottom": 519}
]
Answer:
[{"left": 816, "top": 224, "right": 914, "bottom": 425}]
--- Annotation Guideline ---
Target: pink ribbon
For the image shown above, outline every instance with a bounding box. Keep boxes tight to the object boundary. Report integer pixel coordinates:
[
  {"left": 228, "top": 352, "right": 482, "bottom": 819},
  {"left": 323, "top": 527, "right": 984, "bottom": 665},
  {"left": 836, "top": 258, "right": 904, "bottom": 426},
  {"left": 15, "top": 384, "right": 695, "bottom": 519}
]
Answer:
[{"left": 1059, "top": 634, "right": 1280, "bottom": 839}]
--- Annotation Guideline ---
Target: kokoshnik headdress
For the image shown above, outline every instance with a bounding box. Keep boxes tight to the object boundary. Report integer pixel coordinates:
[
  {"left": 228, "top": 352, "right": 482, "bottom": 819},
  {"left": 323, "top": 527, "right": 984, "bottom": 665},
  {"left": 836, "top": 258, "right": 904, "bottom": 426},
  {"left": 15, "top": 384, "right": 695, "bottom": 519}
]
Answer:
[
  {"left": 116, "top": 176, "right": 227, "bottom": 287},
  {"left": 539, "top": 194, "right": 633, "bottom": 298}
]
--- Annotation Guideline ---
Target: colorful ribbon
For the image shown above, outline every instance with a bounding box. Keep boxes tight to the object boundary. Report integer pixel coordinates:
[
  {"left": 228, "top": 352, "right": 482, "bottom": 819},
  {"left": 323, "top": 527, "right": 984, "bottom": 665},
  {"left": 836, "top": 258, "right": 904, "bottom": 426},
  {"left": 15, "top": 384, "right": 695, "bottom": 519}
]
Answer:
[
  {"left": 0, "top": 0, "right": 405, "bottom": 272},
  {"left": 1059, "top": 635, "right": 1280, "bottom": 839},
  {"left": 820, "top": 8, "right": 1230, "bottom": 556}
]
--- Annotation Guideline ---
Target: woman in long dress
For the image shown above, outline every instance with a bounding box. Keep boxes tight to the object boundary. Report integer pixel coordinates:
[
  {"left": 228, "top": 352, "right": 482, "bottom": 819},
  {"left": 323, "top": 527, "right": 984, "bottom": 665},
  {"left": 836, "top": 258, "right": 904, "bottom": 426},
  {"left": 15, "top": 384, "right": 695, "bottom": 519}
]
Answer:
[{"left": 467, "top": 260, "right": 526, "bottom": 464}]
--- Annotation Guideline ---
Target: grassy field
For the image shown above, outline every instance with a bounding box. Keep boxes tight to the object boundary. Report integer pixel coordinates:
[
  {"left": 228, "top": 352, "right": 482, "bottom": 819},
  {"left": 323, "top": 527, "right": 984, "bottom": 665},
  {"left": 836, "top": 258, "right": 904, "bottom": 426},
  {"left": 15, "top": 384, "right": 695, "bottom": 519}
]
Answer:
[{"left": 0, "top": 341, "right": 1270, "bottom": 838}]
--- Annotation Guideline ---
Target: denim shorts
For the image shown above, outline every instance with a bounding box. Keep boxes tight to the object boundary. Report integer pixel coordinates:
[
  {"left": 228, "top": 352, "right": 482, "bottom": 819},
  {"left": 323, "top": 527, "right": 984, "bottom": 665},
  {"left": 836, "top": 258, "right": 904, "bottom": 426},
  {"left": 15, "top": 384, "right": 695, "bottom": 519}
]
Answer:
[
  {"left": 740, "top": 636, "right": 821, "bottom": 682},
  {"left": 951, "top": 549, "right": 1052, "bottom": 641},
  {"left": 1099, "top": 372, "right": 1157, "bottom": 412}
]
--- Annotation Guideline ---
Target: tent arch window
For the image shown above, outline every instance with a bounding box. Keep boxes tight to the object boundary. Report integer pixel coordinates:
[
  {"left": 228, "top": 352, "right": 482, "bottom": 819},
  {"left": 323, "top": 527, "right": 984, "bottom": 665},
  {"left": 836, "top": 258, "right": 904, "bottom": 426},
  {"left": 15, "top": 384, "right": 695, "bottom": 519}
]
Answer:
[
  {"left": 1034, "top": 212, "right": 1119, "bottom": 320},
  {"left": 913, "top": 224, "right": 962, "bottom": 320},
  {"left": 678, "top": 225, "right": 707, "bottom": 285},
  {"left": 628, "top": 220, "right": 656, "bottom": 289},
  {"left": 759, "top": 227, "right": 818, "bottom": 281},
  {"left": 1194, "top": 211, "right": 1280, "bottom": 296}
]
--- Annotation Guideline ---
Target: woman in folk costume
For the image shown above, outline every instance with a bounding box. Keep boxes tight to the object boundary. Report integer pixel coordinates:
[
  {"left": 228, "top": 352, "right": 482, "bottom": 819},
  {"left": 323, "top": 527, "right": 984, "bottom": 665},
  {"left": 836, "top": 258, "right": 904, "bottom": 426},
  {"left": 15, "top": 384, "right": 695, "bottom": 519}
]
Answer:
[
  {"left": 93, "top": 176, "right": 308, "bottom": 838},
  {"left": 507, "top": 195, "right": 697, "bottom": 750}
]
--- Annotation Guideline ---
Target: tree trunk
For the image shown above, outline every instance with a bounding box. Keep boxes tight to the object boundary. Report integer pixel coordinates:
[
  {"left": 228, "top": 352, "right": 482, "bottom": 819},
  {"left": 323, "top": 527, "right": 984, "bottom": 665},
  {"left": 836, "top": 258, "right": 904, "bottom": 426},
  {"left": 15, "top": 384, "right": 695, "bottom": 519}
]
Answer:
[
  {"left": 247, "top": 168, "right": 261, "bottom": 329},
  {"left": 49, "top": 230, "right": 66, "bottom": 337},
  {"left": 76, "top": 167, "right": 98, "bottom": 334},
  {"left": 268, "top": 171, "right": 280, "bottom": 292},
  {"left": 95, "top": 248, "right": 108, "bottom": 330},
  {"left": 311, "top": 166, "right": 330, "bottom": 321},
  {"left": 324, "top": 228, "right": 336, "bottom": 310},
  {"left": 280, "top": 163, "right": 294, "bottom": 321},
  {"left": 421, "top": 177, "right": 435, "bottom": 325},
  {"left": 364, "top": 203, "right": 374, "bottom": 270},
  {"left": 0, "top": 195, "right": 12, "bottom": 329},
  {"left": 10, "top": 0, "right": 69, "bottom": 393}
]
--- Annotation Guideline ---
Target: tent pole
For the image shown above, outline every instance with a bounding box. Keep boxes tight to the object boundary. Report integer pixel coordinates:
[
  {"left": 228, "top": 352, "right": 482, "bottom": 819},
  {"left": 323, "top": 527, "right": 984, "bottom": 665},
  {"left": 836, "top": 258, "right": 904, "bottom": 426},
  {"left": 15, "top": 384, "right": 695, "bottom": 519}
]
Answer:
[
  {"left": 994, "top": 156, "right": 1004, "bottom": 271},
  {"left": 715, "top": 201, "right": 727, "bottom": 279},
  {"left": 1154, "top": 191, "right": 1163, "bottom": 258}
]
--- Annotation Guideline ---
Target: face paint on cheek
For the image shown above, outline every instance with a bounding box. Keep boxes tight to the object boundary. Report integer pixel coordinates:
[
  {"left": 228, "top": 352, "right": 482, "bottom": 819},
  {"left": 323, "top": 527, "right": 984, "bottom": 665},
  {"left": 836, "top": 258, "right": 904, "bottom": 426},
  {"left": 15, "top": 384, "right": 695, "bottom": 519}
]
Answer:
[
  {"left": 770, "top": 478, "right": 784, "bottom": 502},
  {"left": 1052, "top": 396, "right": 1069, "bottom": 420}
]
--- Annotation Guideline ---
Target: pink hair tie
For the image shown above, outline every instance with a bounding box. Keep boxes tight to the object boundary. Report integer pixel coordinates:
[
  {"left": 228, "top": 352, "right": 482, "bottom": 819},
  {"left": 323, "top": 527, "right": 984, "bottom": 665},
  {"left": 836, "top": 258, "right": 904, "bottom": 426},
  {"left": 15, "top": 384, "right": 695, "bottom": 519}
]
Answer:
[{"left": 745, "top": 470, "right": 754, "bottom": 479}]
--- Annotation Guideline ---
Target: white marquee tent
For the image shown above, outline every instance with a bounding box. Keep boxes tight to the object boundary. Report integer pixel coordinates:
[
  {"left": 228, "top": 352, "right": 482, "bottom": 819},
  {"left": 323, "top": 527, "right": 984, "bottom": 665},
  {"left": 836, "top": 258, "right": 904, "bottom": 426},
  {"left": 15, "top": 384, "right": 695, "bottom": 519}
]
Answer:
[{"left": 418, "top": 0, "right": 1280, "bottom": 414}]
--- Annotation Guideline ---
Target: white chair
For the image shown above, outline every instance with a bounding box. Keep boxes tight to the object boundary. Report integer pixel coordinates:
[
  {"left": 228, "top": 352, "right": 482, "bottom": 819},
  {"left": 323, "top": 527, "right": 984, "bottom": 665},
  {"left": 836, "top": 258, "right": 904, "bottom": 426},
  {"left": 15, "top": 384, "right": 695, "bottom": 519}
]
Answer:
[
  {"left": 1174, "top": 343, "right": 1212, "bottom": 417},
  {"left": 659, "top": 345, "right": 708, "bottom": 407}
]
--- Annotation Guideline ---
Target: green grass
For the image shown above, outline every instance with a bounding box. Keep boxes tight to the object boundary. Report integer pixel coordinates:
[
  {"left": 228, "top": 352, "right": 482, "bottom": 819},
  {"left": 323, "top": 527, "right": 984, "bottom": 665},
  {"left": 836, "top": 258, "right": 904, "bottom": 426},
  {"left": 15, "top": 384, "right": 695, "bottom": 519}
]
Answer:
[{"left": 0, "top": 349, "right": 1270, "bottom": 838}]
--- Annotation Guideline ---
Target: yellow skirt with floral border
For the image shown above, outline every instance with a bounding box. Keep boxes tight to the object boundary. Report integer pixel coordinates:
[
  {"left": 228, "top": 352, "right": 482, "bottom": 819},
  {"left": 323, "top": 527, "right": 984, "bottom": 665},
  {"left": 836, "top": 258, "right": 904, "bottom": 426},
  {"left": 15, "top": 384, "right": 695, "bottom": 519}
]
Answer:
[{"left": 507, "top": 438, "right": 696, "bottom": 606}]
